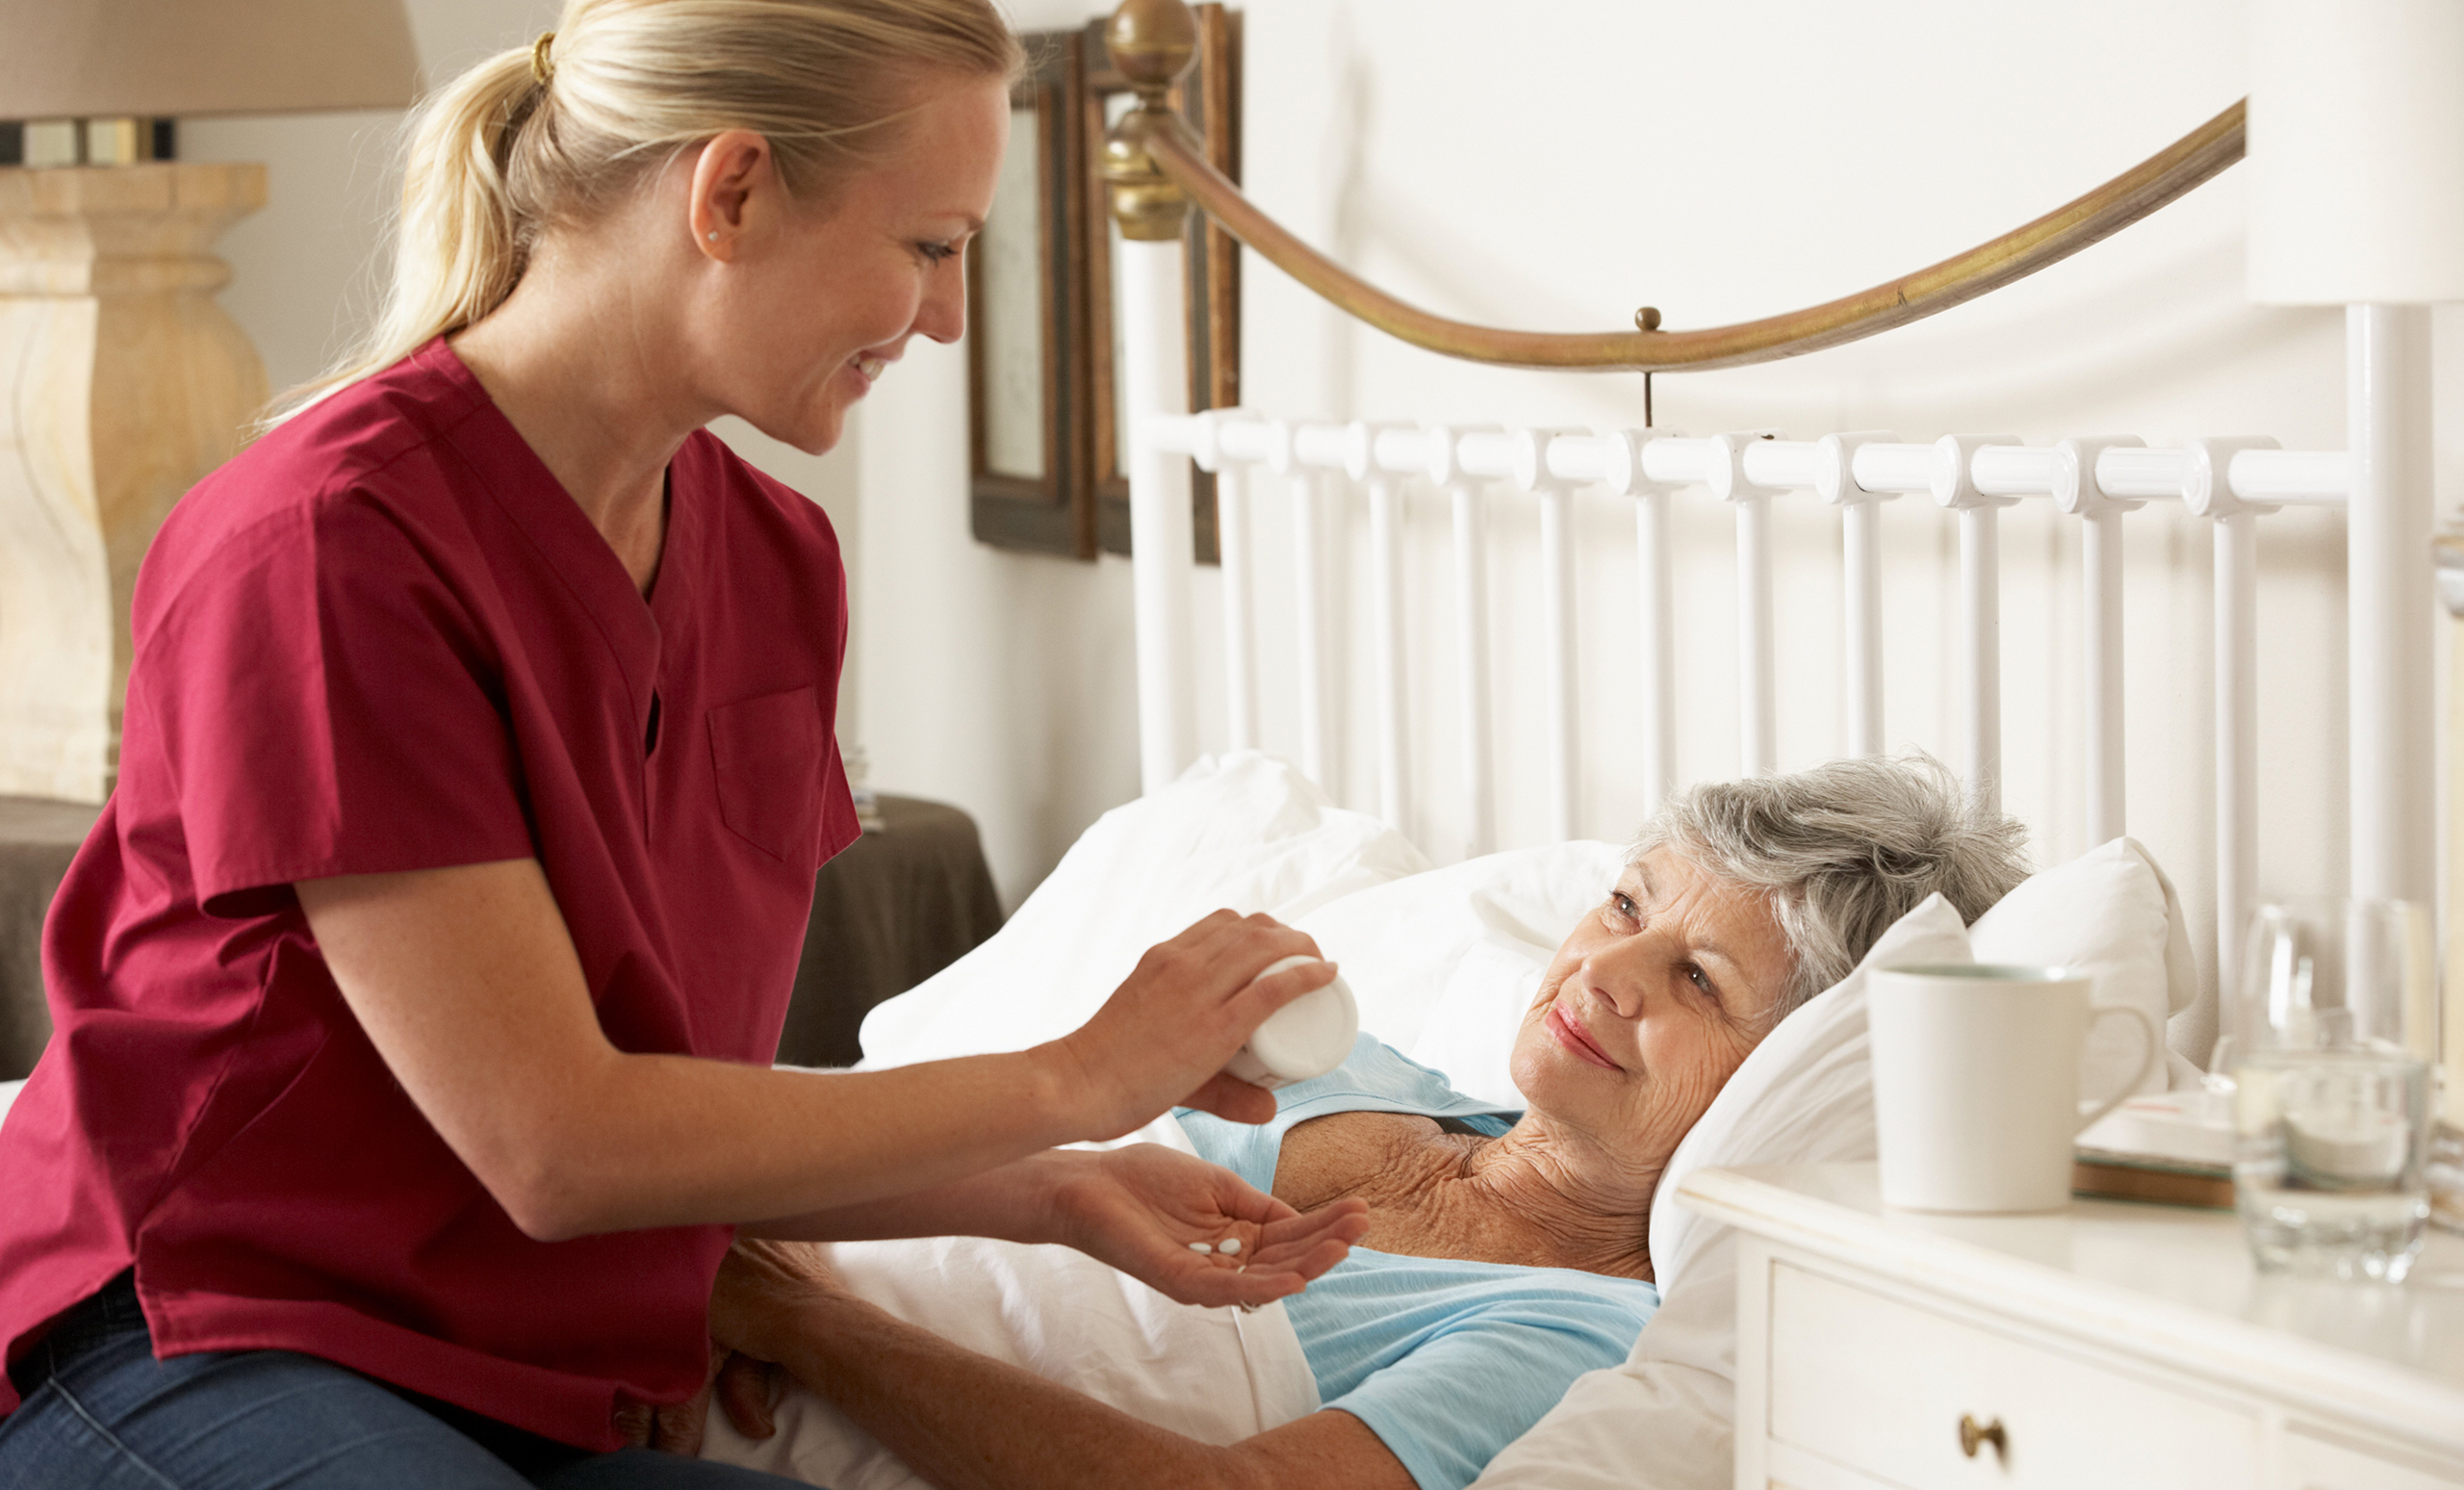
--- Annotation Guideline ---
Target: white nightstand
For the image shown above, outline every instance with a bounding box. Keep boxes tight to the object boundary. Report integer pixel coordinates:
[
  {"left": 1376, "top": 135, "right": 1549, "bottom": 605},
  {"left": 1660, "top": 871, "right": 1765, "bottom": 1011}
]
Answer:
[{"left": 1678, "top": 1164, "right": 2464, "bottom": 1489}]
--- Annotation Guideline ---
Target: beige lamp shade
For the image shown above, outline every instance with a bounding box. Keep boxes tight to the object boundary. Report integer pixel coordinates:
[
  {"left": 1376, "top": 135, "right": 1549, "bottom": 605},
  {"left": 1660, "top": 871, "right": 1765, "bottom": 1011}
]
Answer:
[
  {"left": 0, "top": 0, "right": 420, "bottom": 119},
  {"left": 2248, "top": 0, "right": 2464, "bottom": 305}
]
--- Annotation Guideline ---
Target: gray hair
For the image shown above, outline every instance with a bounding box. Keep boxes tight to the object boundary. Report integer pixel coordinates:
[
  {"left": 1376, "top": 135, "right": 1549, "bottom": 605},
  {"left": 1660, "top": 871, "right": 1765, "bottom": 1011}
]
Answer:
[{"left": 1633, "top": 755, "right": 2031, "bottom": 1022}]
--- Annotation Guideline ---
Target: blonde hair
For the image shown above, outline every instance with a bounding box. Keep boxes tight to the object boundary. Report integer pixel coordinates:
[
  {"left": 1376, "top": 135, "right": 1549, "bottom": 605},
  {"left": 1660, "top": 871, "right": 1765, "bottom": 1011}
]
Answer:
[{"left": 272, "top": 0, "right": 1021, "bottom": 422}]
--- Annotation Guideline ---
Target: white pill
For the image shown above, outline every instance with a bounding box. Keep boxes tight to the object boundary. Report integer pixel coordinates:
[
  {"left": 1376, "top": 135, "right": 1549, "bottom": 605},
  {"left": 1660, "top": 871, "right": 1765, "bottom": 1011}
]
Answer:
[
  {"left": 1188, "top": 1242, "right": 1214, "bottom": 1254},
  {"left": 1217, "top": 1236, "right": 1243, "bottom": 1256}
]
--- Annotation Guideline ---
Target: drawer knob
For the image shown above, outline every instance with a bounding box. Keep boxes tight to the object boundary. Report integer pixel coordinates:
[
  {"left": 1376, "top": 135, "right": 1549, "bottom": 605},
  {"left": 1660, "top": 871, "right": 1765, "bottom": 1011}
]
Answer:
[{"left": 1959, "top": 1414, "right": 2008, "bottom": 1462}]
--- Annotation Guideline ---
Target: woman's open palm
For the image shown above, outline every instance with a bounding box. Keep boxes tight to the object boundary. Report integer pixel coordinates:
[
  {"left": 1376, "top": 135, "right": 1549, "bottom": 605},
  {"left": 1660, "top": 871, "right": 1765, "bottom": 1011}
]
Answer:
[{"left": 1054, "top": 1143, "right": 1370, "bottom": 1309}]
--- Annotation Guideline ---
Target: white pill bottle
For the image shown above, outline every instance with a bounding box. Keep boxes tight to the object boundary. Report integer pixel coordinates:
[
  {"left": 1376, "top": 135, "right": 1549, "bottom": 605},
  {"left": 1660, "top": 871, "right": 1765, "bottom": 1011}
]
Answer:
[{"left": 1224, "top": 955, "right": 1358, "bottom": 1090}]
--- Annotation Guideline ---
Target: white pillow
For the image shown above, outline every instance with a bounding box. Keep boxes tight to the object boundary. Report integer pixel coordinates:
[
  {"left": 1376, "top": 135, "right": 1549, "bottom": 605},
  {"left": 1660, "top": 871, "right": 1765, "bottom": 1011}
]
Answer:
[
  {"left": 1968, "top": 835, "right": 2205, "bottom": 1092},
  {"left": 1473, "top": 840, "right": 2206, "bottom": 1490},
  {"left": 1471, "top": 893, "right": 1974, "bottom": 1490},
  {"left": 858, "top": 752, "right": 1428, "bottom": 1066},
  {"left": 705, "top": 1222, "right": 1318, "bottom": 1488},
  {"left": 1296, "top": 840, "right": 1628, "bottom": 1106}
]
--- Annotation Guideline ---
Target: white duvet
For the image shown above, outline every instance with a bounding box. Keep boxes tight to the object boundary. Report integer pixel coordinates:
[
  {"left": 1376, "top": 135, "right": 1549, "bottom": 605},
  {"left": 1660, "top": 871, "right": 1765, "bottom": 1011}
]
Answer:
[
  {"left": 2, "top": 753, "right": 2211, "bottom": 1490},
  {"left": 708, "top": 753, "right": 2209, "bottom": 1490},
  {"left": 702, "top": 1117, "right": 1321, "bottom": 1489}
]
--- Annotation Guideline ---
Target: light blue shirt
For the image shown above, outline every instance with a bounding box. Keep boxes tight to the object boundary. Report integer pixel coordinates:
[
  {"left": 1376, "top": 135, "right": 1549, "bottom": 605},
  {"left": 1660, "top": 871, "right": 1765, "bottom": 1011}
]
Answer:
[{"left": 1179, "top": 1037, "right": 1659, "bottom": 1490}]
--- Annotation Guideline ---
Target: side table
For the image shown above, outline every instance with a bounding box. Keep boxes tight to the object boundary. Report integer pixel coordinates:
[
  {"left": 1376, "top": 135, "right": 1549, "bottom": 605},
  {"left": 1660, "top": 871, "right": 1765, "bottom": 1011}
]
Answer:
[
  {"left": 0, "top": 793, "right": 1001, "bottom": 1078},
  {"left": 1682, "top": 1162, "right": 2464, "bottom": 1488},
  {"left": 0, "top": 795, "right": 99, "bottom": 1079},
  {"left": 777, "top": 794, "right": 1004, "bottom": 1067}
]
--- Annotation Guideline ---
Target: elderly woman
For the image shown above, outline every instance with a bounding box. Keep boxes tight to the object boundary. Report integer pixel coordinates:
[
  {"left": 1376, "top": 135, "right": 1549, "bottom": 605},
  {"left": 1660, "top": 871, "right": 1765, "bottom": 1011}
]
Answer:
[{"left": 696, "top": 756, "right": 2031, "bottom": 1490}]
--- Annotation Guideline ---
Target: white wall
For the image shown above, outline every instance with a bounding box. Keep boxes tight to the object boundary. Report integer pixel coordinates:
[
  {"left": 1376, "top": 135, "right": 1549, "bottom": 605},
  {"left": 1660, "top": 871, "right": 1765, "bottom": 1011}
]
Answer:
[
  {"left": 187, "top": 0, "right": 1108, "bottom": 909},
  {"left": 1153, "top": 0, "right": 2460, "bottom": 1007},
  {"left": 185, "top": 0, "right": 873, "bottom": 788},
  {"left": 857, "top": 0, "right": 2460, "bottom": 964},
  {"left": 192, "top": 0, "right": 2460, "bottom": 946}
]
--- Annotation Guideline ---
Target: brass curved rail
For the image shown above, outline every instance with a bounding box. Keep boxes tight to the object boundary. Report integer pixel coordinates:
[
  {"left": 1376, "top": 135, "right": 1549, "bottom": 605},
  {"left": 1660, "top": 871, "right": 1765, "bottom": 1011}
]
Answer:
[{"left": 1143, "top": 99, "right": 2246, "bottom": 373}]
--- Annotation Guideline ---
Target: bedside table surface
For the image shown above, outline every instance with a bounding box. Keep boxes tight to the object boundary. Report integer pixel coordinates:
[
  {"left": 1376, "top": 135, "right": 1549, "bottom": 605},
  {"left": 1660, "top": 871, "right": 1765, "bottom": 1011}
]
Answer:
[{"left": 1680, "top": 1163, "right": 2464, "bottom": 1451}]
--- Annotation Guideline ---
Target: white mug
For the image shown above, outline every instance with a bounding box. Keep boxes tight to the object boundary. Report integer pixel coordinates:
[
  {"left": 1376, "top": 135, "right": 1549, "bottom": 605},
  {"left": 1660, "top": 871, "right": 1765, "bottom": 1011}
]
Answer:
[{"left": 1869, "top": 963, "right": 2161, "bottom": 1214}]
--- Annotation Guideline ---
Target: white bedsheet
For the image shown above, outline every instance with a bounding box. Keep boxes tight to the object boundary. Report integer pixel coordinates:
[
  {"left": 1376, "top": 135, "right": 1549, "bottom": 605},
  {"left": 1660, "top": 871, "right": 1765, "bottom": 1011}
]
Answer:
[
  {"left": 0, "top": 754, "right": 2212, "bottom": 1490},
  {"left": 701, "top": 1118, "right": 1319, "bottom": 1489}
]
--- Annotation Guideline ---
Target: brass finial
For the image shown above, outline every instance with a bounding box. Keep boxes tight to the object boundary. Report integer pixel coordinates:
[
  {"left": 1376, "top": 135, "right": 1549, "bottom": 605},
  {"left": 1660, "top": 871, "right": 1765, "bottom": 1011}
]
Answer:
[
  {"left": 1634, "top": 306, "right": 1662, "bottom": 332},
  {"left": 1107, "top": 0, "right": 1198, "bottom": 100},
  {"left": 1101, "top": 0, "right": 1201, "bottom": 242}
]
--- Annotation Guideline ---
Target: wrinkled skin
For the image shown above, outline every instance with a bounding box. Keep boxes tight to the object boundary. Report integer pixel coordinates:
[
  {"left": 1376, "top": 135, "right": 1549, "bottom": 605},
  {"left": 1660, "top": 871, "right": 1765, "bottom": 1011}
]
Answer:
[
  {"left": 658, "top": 847, "right": 1797, "bottom": 1453},
  {"left": 1505, "top": 847, "right": 1793, "bottom": 1182}
]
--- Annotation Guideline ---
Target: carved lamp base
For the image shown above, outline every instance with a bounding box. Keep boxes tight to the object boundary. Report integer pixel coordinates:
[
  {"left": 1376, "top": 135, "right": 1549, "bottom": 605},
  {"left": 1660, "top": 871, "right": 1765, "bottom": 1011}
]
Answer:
[{"left": 0, "top": 163, "right": 268, "bottom": 802}]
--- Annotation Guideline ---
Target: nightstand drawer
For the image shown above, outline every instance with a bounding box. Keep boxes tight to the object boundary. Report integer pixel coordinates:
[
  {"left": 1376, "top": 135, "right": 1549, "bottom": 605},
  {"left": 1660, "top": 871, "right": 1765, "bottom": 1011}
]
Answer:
[
  {"left": 2289, "top": 1427, "right": 2464, "bottom": 1489},
  {"left": 1766, "top": 1262, "right": 2260, "bottom": 1490}
]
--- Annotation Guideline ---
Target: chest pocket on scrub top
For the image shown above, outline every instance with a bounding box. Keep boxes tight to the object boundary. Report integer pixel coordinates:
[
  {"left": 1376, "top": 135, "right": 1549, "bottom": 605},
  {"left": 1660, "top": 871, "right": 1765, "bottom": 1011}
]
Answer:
[{"left": 706, "top": 684, "right": 825, "bottom": 864}]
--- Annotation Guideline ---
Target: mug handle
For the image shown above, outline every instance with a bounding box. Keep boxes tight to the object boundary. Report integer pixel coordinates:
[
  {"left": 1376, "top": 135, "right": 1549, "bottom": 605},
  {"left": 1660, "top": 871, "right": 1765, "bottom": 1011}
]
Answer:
[{"left": 2072, "top": 1005, "right": 2164, "bottom": 1135}]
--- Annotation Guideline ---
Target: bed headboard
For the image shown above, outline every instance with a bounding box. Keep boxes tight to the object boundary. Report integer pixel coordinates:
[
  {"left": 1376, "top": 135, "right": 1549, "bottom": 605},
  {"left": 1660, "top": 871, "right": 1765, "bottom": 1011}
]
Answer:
[{"left": 1091, "top": 0, "right": 2442, "bottom": 1055}]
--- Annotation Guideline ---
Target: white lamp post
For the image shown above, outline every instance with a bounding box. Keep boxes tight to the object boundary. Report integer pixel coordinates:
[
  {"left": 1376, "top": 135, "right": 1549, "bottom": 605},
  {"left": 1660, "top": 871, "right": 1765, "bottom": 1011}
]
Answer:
[{"left": 2247, "top": 0, "right": 2464, "bottom": 1200}]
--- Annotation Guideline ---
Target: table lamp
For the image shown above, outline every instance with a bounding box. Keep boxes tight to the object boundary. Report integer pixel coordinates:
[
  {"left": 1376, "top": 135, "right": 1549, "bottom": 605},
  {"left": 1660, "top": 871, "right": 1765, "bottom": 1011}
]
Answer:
[
  {"left": 0, "top": 0, "right": 418, "bottom": 802},
  {"left": 2246, "top": 0, "right": 2464, "bottom": 1220}
]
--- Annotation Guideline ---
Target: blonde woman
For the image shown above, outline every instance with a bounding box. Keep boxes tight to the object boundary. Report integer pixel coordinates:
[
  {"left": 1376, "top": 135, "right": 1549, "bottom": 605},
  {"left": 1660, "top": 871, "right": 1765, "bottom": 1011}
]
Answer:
[{"left": 0, "top": 4, "right": 1364, "bottom": 1486}]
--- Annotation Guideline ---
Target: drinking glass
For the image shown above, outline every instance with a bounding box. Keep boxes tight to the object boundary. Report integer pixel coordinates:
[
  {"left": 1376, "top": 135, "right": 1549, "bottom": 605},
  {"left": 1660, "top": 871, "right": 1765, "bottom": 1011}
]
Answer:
[{"left": 2228, "top": 900, "right": 2436, "bottom": 1282}]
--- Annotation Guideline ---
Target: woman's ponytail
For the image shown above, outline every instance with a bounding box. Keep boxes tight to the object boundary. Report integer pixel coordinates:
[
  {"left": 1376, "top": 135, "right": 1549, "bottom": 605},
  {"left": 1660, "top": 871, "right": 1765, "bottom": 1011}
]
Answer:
[
  {"left": 267, "top": 0, "right": 1022, "bottom": 426},
  {"left": 269, "top": 46, "right": 542, "bottom": 423}
]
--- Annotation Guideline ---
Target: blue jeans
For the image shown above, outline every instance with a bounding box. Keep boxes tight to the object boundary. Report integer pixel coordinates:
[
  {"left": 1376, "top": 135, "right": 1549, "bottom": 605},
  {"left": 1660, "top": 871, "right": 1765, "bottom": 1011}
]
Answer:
[{"left": 0, "top": 1275, "right": 812, "bottom": 1489}]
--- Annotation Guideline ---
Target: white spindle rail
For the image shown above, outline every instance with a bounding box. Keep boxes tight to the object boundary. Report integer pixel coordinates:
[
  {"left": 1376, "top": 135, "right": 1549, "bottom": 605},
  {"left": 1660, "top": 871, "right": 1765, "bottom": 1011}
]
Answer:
[
  {"left": 2184, "top": 435, "right": 2278, "bottom": 1018},
  {"left": 1357, "top": 420, "right": 1411, "bottom": 834},
  {"left": 1709, "top": 431, "right": 1782, "bottom": 778},
  {"left": 1428, "top": 424, "right": 1497, "bottom": 857},
  {"left": 1933, "top": 435, "right": 2020, "bottom": 815},
  {"left": 1632, "top": 469, "right": 1680, "bottom": 812},
  {"left": 1131, "top": 399, "right": 2404, "bottom": 1012},
  {"left": 1116, "top": 241, "right": 1194, "bottom": 796},
  {"left": 1818, "top": 431, "right": 1897, "bottom": 760},
  {"left": 1516, "top": 427, "right": 1583, "bottom": 843},
  {"left": 1190, "top": 411, "right": 1258, "bottom": 754},
  {"left": 2057, "top": 435, "right": 2146, "bottom": 848},
  {"left": 1285, "top": 458, "right": 1333, "bottom": 789},
  {"left": 2346, "top": 305, "right": 2438, "bottom": 909}
]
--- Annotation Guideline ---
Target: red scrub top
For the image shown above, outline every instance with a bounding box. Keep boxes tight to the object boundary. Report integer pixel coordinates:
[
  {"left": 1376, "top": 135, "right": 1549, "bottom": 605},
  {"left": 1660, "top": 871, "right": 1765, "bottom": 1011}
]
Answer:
[{"left": 0, "top": 339, "right": 860, "bottom": 1448}]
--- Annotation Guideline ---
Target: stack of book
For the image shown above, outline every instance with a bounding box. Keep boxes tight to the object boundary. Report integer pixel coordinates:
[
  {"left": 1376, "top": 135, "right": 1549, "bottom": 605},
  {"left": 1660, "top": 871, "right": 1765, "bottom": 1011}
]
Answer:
[{"left": 2074, "top": 1089, "right": 2234, "bottom": 1209}]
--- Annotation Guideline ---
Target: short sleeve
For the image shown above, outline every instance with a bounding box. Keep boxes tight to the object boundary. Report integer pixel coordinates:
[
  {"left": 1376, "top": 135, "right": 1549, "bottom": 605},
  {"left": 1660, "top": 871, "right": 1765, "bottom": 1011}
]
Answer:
[
  {"left": 1322, "top": 1284, "right": 1657, "bottom": 1490},
  {"left": 137, "top": 493, "right": 535, "bottom": 917}
]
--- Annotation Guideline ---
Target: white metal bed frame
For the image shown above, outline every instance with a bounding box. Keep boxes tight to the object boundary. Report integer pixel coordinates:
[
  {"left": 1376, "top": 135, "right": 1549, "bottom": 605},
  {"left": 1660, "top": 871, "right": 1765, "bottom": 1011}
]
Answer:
[{"left": 1116, "top": 233, "right": 2436, "bottom": 1024}]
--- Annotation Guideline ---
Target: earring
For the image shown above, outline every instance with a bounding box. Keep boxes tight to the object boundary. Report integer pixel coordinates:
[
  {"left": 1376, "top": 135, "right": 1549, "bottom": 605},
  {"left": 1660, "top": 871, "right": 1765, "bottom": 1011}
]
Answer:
[{"left": 706, "top": 230, "right": 719, "bottom": 241}]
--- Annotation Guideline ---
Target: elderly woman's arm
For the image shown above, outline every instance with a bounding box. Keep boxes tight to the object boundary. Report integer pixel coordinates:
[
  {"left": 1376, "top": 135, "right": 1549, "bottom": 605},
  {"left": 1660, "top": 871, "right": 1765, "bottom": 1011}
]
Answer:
[{"left": 715, "top": 1244, "right": 1417, "bottom": 1490}]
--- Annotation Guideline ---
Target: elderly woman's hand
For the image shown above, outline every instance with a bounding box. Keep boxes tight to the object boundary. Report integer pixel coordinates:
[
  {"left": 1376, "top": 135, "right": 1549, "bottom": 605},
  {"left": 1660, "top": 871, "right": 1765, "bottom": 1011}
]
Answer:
[
  {"left": 709, "top": 1238, "right": 852, "bottom": 1364},
  {"left": 1049, "top": 1143, "right": 1369, "bottom": 1309},
  {"left": 642, "top": 1240, "right": 837, "bottom": 1454}
]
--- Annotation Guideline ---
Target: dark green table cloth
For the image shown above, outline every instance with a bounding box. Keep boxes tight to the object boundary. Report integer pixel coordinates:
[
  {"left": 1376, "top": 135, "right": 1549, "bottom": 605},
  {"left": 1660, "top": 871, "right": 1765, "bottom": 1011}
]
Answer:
[{"left": 0, "top": 793, "right": 1000, "bottom": 1079}]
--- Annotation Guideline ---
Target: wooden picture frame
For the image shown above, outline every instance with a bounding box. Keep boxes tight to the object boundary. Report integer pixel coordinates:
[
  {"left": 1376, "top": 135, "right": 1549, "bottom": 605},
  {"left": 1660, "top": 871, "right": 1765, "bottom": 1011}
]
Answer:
[
  {"left": 1084, "top": 4, "right": 1241, "bottom": 564},
  {"left": 967, "top": 13, "right": 1242, "bottom": 565},
  {"left": 968, "top": 34, "right": 1094, "bottom": 558}
]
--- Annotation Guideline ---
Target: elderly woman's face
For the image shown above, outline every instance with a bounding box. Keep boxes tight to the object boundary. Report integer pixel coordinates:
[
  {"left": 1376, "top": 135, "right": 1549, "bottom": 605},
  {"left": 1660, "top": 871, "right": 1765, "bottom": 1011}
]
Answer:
[{"left": 1508, "top": 848, "right": 1792, "bottom": 1168}]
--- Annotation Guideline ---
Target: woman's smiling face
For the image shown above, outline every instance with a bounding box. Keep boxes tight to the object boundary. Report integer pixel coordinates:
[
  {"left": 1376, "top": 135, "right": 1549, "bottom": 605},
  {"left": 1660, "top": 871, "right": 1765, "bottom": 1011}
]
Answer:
[
  {"left": 1508, "top": 848, "right": 1794, "bottom": 1165},
  {"left": 690, "top": 73, "right": 1010, "bottom": 455}
]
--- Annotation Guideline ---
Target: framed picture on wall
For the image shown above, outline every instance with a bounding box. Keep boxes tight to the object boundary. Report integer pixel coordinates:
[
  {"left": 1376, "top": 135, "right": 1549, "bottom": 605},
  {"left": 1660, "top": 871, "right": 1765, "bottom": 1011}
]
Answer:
[
  {"left": 967, "top": 12, "right": 1241, "bottom": 565},
  {"left": 967, "top": 33, "right": 1095, "bottom": 558},
  {"left": 1082, "top": 3, "right": 1241, "bottom": 565}
]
